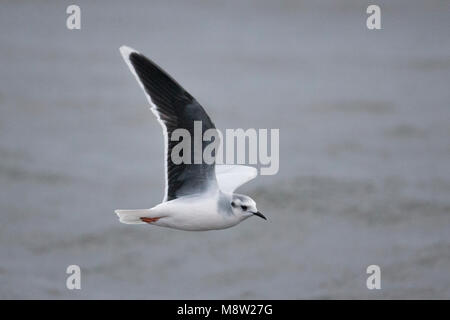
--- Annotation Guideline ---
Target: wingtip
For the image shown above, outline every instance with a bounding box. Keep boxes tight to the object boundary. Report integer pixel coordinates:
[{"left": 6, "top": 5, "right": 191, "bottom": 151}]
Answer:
[{"left": 119, "top": 45, "right": 139, "bottom": 59}]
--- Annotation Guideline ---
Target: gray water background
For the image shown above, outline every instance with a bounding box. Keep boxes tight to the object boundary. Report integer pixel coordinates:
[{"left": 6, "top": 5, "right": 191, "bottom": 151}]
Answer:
[{"left": 0, "top": 0, "right": 450, "bottom": 298}]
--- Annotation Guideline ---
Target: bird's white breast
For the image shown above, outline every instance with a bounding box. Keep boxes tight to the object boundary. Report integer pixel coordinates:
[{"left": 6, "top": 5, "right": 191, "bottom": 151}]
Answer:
[{"left": 151, "top": 192, "right": 239, "bottom": 231}]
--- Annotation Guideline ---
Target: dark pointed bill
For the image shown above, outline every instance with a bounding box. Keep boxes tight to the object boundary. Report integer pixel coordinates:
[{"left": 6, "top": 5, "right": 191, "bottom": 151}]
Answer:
[{"left": 253, "top": 211, "right": 267, "bottom": 220}]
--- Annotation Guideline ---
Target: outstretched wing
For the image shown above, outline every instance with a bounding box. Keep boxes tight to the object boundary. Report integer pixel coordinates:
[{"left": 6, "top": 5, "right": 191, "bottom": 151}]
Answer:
[
  {"left": 215, "top": 165, "right": 257, "bottom": 193},
  {"left": 120, "top": 46, "right": 219, "bottom": 201}
]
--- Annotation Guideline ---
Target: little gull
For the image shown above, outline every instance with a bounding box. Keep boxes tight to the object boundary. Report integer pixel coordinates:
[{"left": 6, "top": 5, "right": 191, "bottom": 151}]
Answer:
[{"left": 115, "top": 46, "right": 266, "bottom": 231}]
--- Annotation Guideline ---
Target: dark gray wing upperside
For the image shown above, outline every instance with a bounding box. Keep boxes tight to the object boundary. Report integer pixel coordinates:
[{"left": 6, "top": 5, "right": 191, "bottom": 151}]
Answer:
[{"left": 120, "top": 46, "right": 218, "bottom": 201}]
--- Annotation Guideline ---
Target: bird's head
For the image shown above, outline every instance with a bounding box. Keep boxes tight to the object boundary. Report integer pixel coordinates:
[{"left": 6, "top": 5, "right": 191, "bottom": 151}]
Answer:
[{"left": 230, "top": 194, "right": 266, "bottom": 221}]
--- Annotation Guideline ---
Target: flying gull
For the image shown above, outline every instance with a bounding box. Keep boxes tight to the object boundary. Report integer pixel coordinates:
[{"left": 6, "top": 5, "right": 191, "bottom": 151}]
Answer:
[{"left": 115, "top": 46, "right": 266, "bottom": 231}]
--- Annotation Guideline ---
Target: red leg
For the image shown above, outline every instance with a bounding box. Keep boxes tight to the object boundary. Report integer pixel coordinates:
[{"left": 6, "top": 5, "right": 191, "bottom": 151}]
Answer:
[{"left": 140, "top": 217, "right": 161, "bottom": 224}]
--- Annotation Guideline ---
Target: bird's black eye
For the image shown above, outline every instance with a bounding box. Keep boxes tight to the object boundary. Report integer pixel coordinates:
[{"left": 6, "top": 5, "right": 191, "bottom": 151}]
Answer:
[
  {"left": 231, "top": 202, "right": 236, "bottom": 208},
  {"left": 241, "top": 205, "right": 248, "bottom": 211}
]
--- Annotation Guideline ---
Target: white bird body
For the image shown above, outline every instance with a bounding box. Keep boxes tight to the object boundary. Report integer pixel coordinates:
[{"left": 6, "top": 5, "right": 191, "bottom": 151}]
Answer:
[
  {"left": 115, "top": 46, "right": 265, "bottom": 231},
  {"left": 117, "top": 191, "right": 245, "bottom": 231}
]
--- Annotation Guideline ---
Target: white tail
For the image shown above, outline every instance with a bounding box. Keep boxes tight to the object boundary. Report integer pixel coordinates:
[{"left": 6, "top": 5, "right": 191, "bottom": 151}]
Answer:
[{"left": 115, "top": 209, "right": 151, "bottom": 224}]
